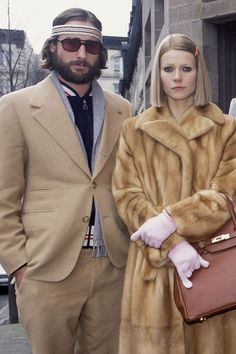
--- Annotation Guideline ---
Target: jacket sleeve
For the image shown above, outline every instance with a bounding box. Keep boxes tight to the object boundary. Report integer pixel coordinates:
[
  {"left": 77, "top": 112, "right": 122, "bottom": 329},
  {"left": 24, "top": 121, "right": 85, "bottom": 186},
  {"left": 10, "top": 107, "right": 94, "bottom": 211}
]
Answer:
[{"left": 0, "top": 94, "right": 28, "bottom": 274}]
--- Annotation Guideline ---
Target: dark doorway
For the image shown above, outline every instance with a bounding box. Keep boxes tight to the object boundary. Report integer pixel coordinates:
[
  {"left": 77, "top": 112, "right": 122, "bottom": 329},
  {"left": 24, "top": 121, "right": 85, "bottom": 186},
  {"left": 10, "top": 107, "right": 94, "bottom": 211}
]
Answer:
[{"left": 218, "top": 21, "right": 236, "bottom": 113}]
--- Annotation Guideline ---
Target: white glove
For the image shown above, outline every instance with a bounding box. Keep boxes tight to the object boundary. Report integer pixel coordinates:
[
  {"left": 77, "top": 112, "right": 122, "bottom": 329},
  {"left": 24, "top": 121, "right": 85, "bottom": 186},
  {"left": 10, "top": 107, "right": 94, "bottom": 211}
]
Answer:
[
  {"left": 168, "top": 240, "right": 209, "bottom": 288},
  {"left": 131, "top": 209, "right": 176, "bottom": 248}
]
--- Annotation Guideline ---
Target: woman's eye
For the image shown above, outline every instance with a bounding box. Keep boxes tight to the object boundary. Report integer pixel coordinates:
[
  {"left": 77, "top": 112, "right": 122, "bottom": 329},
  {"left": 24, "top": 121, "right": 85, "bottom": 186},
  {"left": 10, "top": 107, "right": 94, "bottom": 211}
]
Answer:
[
  {"left": 163, "top": 66, "right": 173, "bottom": 72},
  {"left": 183, "top": 66, "right": 192, "bottom": 72}
]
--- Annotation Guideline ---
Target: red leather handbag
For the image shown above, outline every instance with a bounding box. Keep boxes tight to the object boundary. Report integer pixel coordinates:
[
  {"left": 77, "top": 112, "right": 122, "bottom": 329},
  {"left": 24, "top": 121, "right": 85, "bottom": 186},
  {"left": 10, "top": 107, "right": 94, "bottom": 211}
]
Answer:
[{"left": 174, "top": 195, "right": 236, "bottom": 324}]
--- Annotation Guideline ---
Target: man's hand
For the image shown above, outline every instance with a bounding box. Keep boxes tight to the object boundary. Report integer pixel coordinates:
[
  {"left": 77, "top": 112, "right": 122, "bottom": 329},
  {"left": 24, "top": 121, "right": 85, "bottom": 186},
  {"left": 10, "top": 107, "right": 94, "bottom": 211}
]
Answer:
[{"left": 14, "top": 265, "right": 27, "bottom": 289}]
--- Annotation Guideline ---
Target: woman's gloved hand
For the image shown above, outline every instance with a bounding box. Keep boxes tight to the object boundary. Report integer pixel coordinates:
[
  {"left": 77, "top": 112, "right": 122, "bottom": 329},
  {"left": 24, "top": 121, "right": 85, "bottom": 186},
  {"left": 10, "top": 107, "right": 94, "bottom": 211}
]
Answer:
[
  {"left": 130, "top": 209, "right": 177, "bottom": 248},
  {"left": 168, "top": 240, "right": 209, "bottom": 288}
]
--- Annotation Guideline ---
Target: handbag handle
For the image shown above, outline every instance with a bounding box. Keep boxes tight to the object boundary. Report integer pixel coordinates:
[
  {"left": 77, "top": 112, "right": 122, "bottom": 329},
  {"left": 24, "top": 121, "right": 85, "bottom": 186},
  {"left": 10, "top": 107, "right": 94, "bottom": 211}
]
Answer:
[{"left": 221, "top": 194, "right": 236, "bottom": 231}]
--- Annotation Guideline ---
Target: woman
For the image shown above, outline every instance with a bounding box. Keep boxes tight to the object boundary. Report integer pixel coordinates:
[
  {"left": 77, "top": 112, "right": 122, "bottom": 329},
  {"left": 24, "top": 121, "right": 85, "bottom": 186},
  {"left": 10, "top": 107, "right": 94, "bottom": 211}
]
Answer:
[{"left": 112, "top": 33, "right": 236, "bottom": 354}]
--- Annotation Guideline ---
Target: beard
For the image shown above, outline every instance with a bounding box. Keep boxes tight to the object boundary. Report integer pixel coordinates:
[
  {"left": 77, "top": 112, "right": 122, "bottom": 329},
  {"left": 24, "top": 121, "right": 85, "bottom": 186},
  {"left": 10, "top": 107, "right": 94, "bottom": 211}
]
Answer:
[{"left": 50, "top": 50, "right": 101, "bottom": 84}]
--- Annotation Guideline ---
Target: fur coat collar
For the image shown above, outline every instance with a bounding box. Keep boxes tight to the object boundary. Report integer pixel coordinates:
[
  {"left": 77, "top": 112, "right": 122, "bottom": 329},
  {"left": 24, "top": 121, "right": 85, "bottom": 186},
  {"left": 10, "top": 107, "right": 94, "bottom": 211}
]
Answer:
[{"left": 136, "top": 103, "right": 224, "bottom": 143}]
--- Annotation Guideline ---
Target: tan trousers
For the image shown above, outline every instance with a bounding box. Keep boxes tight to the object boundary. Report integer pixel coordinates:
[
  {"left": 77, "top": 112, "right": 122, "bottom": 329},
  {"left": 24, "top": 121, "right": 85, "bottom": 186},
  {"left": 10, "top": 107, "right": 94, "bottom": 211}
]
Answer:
[{"left": 16, "top": 250, "right": 125, "bottom": 354}]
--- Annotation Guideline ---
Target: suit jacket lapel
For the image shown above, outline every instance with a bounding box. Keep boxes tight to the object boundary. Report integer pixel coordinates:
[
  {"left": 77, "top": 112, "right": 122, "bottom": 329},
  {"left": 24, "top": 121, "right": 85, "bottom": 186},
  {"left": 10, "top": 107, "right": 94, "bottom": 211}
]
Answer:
[
  {"left": 29, "top": 76, "right": 91, "bottom": 176},
  {"left": 93, "top": 94, "right": 123, "bottom": 178}
]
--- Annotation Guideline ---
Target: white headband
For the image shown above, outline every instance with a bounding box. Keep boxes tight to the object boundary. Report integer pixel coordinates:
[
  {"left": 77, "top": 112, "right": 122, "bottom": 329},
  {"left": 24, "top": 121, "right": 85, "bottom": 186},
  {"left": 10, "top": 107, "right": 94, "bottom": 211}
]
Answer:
[{"left": 51, "top": 24, "right": 102, "bottom": 42}]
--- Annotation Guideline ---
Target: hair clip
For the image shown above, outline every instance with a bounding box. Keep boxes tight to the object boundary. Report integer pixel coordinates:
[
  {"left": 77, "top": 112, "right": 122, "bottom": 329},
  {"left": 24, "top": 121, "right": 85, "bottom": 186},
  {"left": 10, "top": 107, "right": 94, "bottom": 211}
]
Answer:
[{"left": 195, "top": 47, "right": 200, "bottom": 56}]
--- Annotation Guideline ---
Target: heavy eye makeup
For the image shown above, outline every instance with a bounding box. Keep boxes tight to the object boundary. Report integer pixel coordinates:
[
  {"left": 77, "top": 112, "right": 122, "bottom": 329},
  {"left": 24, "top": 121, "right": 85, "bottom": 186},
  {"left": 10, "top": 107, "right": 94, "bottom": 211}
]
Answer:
[
  {"left": 162, "top": 65, "right": 193, "bottom": 73},
  {"left": 162, "top": 66, "right": 173, "bottom": 72},
  {"left": 182, "top": 65, "right": 193, "bottom": 72}
]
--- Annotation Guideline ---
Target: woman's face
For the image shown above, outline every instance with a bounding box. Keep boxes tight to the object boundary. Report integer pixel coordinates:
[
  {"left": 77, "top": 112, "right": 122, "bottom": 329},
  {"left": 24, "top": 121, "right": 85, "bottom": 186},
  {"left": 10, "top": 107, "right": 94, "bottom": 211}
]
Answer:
[{"left": 160, "top": 49, "right": 197, "bottom": 104}]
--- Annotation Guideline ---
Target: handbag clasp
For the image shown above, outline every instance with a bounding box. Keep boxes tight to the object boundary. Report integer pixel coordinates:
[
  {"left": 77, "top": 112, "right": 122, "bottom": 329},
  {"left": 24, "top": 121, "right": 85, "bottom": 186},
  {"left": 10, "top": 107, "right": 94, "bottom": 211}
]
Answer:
[{"left": 211, "top": 234, "right": 230, "bottom": 243}]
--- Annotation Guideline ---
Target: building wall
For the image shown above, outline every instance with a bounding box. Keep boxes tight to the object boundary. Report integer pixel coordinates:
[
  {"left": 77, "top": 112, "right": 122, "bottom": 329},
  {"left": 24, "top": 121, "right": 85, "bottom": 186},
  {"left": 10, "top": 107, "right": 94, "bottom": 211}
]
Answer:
[
  {"left": 124, "top": 0, "right": 236, "bottom": 114},
  {"left": 129, "top": 46, "right": 145, "bottom": 113},
  {"left": 98, "top": 36, "right": 127, "bottom": 95},
  {"left": 98, "top": 49, "right": 124, "bottom": 94}
]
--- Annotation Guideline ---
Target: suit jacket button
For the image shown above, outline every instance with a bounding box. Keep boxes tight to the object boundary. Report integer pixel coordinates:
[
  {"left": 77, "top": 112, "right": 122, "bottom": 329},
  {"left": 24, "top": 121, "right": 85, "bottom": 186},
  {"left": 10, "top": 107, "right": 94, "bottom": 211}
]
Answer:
[
  {"left": 82, "top": 216, "right": 89, "bottom": 223},
  {"left": 92, "top": 182, "right": 97, "bottom": 189}
]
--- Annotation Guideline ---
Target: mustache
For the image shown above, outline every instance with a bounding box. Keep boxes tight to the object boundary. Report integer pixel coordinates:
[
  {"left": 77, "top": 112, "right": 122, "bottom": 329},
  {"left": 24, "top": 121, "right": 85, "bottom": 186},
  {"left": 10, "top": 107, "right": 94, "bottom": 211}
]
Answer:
[{"left": 70, "top": 60, "right": 90, "bottom": 67}]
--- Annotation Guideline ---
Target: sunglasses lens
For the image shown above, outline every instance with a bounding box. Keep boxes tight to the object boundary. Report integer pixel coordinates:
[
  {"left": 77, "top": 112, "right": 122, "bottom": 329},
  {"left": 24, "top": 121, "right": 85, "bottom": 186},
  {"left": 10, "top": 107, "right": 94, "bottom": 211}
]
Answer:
[
  {"left": 60, "top": 39, "right": 101, "bottom": 54},
  {"left": 85, "top": 40, "right": 101, "bottom": 54},
  {"left": 61, "top": 38, "right": 80, "bottom": 52}
]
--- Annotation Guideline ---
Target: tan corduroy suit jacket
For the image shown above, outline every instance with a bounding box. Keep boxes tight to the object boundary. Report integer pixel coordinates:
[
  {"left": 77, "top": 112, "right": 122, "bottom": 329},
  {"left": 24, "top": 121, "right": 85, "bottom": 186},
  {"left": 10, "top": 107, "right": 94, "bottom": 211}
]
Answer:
[{"left": 0, "top": 75, "right": 132, "bottom": 281}]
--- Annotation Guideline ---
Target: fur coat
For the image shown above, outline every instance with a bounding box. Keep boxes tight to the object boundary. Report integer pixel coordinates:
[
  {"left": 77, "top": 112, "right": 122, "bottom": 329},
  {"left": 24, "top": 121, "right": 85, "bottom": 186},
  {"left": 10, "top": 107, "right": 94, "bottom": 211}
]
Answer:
[{"left": 112, "top": 103, "right": 236, "bottom": 354}]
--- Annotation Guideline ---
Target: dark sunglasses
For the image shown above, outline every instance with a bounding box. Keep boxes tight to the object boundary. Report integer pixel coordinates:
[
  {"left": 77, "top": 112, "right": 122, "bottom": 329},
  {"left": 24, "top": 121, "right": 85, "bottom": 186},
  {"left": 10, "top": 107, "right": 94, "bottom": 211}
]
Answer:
[{"left": 57, "top": 38, "right": 101, "bottom": 54}]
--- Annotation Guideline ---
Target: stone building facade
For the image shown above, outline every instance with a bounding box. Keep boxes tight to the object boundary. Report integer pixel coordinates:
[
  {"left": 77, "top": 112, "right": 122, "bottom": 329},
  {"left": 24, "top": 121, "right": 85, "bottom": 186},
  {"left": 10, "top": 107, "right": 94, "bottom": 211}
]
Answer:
[{"left": 122, "top": 0, "right": 236, "bottom": 114}]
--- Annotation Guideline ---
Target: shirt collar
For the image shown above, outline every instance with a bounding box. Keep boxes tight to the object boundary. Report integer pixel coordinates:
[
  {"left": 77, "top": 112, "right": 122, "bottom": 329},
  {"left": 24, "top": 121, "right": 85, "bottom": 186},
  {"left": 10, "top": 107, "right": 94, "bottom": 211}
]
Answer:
[{"left": 59, "top": 79, "right": 92, "bottom": 98}]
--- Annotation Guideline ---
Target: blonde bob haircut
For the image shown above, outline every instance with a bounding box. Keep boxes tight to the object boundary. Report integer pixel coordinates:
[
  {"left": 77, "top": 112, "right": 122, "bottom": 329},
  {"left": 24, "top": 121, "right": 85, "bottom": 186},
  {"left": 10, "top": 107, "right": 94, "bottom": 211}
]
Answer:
[{"left": 150, "top": 33, "right": 211, "bottom": 107}]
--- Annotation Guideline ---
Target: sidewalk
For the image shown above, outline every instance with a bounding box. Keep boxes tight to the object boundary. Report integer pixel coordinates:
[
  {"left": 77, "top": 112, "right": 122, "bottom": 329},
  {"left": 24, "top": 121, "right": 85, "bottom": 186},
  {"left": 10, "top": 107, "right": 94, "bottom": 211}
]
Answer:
[
  {"left": 0, "top": 305, "right": 32, "bottom": 354},
  {"left": 0, "top": 324, "right": 32, "bottom": 354},
  {"left": 0, "top": 323, "right": 32, "bottom": 354}
]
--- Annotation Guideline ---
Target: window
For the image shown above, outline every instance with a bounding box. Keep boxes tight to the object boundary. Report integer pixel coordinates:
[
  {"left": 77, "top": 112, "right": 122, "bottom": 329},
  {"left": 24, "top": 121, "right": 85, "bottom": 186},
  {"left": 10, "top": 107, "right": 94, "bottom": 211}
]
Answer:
[
  {"left": 113, "top": 57, "right": 120, "bottom": 72},
  {"left": 113, "top": 83, "right": 119, "bottom": 94}
]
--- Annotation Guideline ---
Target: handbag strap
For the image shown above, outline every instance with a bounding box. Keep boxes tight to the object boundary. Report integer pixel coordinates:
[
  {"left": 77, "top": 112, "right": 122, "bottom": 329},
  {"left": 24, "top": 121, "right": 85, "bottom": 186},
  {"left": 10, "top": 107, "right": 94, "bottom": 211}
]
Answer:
[{"left": 221, "top": 194, "right": 236, "bottom": 231}]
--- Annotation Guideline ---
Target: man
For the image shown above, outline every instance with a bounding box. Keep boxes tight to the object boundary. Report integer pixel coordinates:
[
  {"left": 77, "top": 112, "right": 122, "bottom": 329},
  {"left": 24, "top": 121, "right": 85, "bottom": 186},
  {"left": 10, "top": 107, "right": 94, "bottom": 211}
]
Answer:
[{"left": 0, "top": 8, "right": 132, "bottom": 354}]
